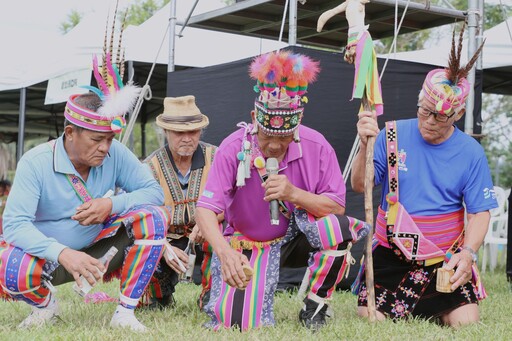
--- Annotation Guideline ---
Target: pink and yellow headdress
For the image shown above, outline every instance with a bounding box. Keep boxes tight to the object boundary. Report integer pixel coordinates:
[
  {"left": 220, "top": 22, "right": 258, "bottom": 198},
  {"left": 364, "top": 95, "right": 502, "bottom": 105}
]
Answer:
[
  {"left": 421, "top": 23, "right": 484, "bottom": 116},
  {"left": 64, "top": 6, "right": 140, "bottom": 134},
  {"left": 249, "top": 51, "right": 320, "bottom": 136}
]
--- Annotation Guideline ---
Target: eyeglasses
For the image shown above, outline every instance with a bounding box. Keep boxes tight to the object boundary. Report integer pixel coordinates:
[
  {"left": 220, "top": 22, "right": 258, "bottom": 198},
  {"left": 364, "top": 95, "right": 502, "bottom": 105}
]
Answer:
[{"left": 417, "top": 106, "right": 456, "bottom": 123}]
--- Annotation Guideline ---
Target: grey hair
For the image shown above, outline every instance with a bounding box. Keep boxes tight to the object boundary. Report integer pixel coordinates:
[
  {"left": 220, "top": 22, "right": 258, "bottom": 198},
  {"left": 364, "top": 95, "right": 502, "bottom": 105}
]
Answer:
[{"left": 73, "top": 93, "right": 102, "bottom": 111}]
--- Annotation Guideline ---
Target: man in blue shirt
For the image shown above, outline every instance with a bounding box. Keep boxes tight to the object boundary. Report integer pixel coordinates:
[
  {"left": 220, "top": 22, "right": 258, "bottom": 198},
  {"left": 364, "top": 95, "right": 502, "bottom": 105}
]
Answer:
[
  {"left": 351, "top": 28, "right": 497, "bottom": 327},
  {"left": 1, "top": 91, "right": 168, "bottom": 332}
]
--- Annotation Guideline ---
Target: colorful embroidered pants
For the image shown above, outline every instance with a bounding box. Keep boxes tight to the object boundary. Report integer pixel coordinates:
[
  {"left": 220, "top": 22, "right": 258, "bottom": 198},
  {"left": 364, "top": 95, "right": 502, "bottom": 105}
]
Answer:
[
  {"left": 0, "top": 205, "right": 169, "bottom": 309},
  {"left": 204, "top": 210, "right": 369, "bottom": 330}
]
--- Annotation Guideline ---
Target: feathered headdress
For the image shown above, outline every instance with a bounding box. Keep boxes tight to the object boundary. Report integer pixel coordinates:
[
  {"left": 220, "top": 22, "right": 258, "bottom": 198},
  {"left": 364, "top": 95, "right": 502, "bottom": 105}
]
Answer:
[
  {"left": 249, "top": 51, "right": 320, "bottom": 136},
  {"left": 64, "top": 1, "right": 140, "bottom": 133},
  {"left": 421, "top": 22, "right": 484, "bottom": 116}
]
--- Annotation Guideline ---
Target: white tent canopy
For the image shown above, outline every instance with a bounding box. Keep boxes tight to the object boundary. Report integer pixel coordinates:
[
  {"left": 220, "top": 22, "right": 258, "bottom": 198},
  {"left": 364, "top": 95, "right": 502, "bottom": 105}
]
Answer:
[
  {"left": 125, "top": 3, "right": 286, "bottom": 68},
  {"left": 0, "top": 1, "right": 285, "bottom": 93},
  {"left": 381, "top": 17, "right": 512, "bottom": 70}
]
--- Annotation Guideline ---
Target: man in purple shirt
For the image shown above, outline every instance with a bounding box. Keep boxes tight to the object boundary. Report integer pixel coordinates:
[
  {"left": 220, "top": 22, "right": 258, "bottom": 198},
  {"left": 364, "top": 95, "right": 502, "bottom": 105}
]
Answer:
[{"left": 196, "top": 51, "right": 369, "bottom": 331}]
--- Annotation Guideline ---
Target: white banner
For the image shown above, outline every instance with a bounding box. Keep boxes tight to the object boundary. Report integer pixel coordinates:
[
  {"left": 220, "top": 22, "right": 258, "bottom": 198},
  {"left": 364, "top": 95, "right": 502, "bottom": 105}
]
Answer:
[{"left": 45, "top": 69, "right": 91, "bottom": 105}]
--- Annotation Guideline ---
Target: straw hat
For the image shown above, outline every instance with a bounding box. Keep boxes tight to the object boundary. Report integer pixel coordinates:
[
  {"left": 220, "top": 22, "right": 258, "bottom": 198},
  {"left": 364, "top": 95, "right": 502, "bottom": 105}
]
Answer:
[{"left": 156, "top": 96, "right": 209, "bottom": 131}]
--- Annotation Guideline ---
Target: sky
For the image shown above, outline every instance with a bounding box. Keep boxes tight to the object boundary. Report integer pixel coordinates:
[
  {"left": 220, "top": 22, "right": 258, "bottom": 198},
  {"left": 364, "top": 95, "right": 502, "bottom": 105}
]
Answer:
[
  {"left": 1, "top": 1, "right": 106, "bottom": 41},
  {"left": 0, "top": 0, "right": 236, "bottom": 88},
  {"left": 0, "top": 0, "right": 225, "bottom": 42}
]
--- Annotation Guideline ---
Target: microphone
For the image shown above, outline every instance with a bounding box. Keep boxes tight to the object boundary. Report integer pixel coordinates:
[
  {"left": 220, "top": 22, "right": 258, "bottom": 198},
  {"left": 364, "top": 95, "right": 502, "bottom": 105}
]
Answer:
[{"left": 266, "top": 157, "right": 280, "bottom": 225}]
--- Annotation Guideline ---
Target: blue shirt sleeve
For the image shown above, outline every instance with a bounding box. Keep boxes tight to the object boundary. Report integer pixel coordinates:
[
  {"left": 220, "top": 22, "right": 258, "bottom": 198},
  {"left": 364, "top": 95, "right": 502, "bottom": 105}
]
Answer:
[
  {"left": 3, "top": 153, "right": 67, "bottom": 262},
  {"left": 462, "top": 150, "right": 497, "bottom": 214}
]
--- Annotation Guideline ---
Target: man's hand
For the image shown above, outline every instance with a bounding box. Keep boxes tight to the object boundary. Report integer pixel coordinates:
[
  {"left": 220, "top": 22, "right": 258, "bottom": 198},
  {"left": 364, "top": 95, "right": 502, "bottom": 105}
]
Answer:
[
  {"left": 58, "top": 248, "right": 106, "bottom": 287},
  {"left": 357, "top": 111, "right": 379, "bottom": 146},
  {"left": 262, "top": 174, "right": 296, "bottom": 203},
  {"left": 72, "top": 198, "right": 112, "bottom": 226},
  {"left": 444, "top": 250, "right": 474, "bottom": 291},
  {"left": 217, "top": 247, "right": 251, "bottom": 289},
  {"left": 189, "top": 224, "right": 205, "bottom": 244},
  {"left": 163, "top": 243, "right": 189, "bottom": 274}
]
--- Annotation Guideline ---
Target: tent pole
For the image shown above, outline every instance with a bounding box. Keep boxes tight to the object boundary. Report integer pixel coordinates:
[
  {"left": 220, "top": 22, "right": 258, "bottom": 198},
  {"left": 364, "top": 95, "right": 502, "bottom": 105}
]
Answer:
[
  {"left": 17, "top": 87, "right": 26, "bottom": 163},
  {"left": 128, "top": 60, "right": 135, "bottom": 151},
  {"left": 476, "top": 0, "right": 484, "bottom": 70},
  {"left": 178, "top": 0, "right": 200, "bottom": 37},
  {"left": 168, "top": 0, "right": 177, "bottom": 73},
  {"left": 141, "top": 110, "right": 147, "bottom": 159},
  {"left": 465, "top": 0, "right": 480, "bottom": 135},
  {"left": 289, "top": 0, "right": 297, "bottom": 46}
]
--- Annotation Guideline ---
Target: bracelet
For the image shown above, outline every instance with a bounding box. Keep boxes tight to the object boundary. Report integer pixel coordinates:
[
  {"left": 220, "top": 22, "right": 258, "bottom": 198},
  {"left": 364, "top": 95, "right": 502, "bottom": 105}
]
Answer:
[{"left": 461, "top": 246, "right": 478, "bottom": 263}]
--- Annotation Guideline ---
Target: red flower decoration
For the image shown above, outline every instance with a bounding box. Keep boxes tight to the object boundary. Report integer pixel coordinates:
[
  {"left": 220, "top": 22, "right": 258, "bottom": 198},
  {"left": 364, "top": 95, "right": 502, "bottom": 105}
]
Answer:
[{"left": 269, "top": 116, "right": 284, "bottom": 128}]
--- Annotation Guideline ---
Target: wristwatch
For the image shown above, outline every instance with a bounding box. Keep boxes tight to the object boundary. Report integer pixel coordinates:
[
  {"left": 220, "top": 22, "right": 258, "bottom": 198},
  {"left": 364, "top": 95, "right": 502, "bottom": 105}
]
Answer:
[{"left": 462, "top": 246, "right": 478, "bottom": 263}]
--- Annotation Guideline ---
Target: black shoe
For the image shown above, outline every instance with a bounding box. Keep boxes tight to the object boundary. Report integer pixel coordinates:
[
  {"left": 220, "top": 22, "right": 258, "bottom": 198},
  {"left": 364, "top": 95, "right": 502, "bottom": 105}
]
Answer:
[
  {"left": 157, "top": 293, "right": 176, "bottom": 309},
  {"left": 298, "top": 297, "right": 329, "bottom": 331},
  {"left": 145, "top": 293, "right": 176, "bottom": 310}
]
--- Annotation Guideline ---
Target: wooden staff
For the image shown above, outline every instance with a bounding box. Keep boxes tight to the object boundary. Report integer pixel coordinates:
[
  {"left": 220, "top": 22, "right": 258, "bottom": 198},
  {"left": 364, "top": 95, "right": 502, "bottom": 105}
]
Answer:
[
  {"left": 316, "top": 0, "right": 377, "bottom": 322},
  {"left": 362, "top": 96, "right": 376, "bottom": 322}
]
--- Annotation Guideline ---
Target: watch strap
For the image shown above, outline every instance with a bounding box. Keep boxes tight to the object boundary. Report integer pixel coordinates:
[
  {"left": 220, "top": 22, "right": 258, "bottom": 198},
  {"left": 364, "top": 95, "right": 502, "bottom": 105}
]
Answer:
[{"left": 462, "top": 246, "right": 478, "bottom": 263}]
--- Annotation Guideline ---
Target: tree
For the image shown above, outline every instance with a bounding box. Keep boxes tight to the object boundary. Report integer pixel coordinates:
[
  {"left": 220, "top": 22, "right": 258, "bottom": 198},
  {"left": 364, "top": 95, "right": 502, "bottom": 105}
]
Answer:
[
  {"left": 59, "top": 9, "right": 83, "bottom": 34},
  {"left": 59, "top": 0, "right": 171, "bottom": 33},
  {"left": 481, "top": 94, "right": 512, "bottom": 187},
  {"left": 126, "top": 0, "right": 170, "bottom": 26},
  {"left": 376, "top": 1, "right": 510, "bottom": 54}
]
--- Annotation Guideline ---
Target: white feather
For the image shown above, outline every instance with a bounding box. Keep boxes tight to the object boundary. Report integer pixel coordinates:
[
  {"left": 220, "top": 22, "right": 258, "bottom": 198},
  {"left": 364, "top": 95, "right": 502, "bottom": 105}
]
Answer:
[
  {"left": 97, "top": 84, "right": 141, "bottom": 118},
  {"left": 236, "top": 161, "right": 246, "bottom": 187}
]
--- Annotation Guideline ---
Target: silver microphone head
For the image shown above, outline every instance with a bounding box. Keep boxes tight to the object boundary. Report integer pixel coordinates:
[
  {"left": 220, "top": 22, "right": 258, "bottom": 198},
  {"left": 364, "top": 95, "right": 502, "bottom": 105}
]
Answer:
[{"left": 266, "top": 157, "right": 279, "bottom": 173}]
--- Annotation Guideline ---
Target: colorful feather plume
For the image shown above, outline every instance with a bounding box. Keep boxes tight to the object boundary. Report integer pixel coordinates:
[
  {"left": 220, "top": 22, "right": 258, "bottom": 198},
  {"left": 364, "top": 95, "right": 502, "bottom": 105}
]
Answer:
[
  {"left": 250, "top": 51, "right": 319, "bottom": 86},
  {"left": 249, "top": 50, "right": 320, "bottom": 106},
  {"left": 87, "top": 0, "right": 140, "bottom": 120},
  {"left": 447, "top": 21, "right": 485, "bottom": 86}
]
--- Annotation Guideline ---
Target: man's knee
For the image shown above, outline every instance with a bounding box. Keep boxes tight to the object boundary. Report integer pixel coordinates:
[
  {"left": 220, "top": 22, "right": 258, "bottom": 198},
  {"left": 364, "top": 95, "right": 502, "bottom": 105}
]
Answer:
[
  {"left": 130, "top": 205, "right": 168, "bottom": 241},
  {"left": 441, "top": 303, "right": 479, "bottom": 328},
  {"left": 0, "top": 249, "right": 50, "bottom": 302}
]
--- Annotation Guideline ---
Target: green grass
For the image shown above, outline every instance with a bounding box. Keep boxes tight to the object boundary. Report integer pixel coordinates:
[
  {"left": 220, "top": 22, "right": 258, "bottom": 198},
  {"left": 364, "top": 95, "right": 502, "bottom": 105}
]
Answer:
[{"left": 1, "top": 269, "right": 511, "bottom": 340}]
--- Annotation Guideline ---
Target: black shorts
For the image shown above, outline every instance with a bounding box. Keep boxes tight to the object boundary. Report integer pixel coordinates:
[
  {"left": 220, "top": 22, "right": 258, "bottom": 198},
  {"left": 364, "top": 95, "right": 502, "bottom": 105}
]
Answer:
[{"left": 357, "top": 246, "right": 478, "bottom": 320}]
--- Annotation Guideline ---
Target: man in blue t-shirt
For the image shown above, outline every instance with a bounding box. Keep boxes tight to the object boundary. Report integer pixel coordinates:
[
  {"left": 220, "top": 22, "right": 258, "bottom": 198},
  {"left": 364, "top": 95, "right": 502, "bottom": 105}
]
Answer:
[{"left": 351, "top": 30, "right": 497, "bottom": 327}]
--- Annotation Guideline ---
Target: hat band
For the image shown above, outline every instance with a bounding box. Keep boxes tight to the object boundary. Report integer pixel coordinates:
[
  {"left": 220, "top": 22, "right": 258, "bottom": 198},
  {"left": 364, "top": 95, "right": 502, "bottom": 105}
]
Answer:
[
  {"left": 255, "top": 102, "right": 303, "bottom": 136},
  {"left": 64, "top": 98, "right": 114, "bottom": 132},
  {"left": 159, "top": 114, "right": 204, "bottom": 124}
]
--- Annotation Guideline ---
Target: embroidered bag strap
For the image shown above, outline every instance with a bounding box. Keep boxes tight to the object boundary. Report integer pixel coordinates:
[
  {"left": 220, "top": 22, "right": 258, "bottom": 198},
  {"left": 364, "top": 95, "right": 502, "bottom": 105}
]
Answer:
[
  {"left": 384, "top": 121, "right": 401, "bottom": 253},
  {"left": 385, "top": 121, "right": 399, "bottom": 202},
  {"left": 256, "top": 167, "right": 291, "bottom": 219},
  {"left": 47, "top": 140, "right": 93, "bottom": 203},
  {"left": 383, "top": 121, "right": 408, "bottom": 259}
]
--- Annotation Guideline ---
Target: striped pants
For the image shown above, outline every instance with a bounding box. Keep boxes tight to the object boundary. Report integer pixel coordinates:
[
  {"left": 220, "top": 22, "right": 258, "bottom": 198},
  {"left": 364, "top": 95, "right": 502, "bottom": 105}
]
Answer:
[
  {"left": 204, "top": 209, "right": 368, "bottom": 330},
  {"left": 0, "top": 205, "right": 169, "bottom": 309}
]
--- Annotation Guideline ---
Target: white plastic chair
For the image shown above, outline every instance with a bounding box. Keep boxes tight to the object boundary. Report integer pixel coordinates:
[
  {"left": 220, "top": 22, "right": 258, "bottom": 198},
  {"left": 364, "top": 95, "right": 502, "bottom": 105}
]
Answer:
[
  {"left": 481, "top": 215, "right": 508, "bottom": 272},
  {"left": 480, "top": 186, "right": 510, "bottom": 272}
]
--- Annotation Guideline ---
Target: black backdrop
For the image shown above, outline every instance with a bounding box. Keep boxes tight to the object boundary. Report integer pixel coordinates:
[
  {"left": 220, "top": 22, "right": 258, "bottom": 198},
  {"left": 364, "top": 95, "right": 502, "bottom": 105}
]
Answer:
[{"left": 168, "top": 46, "right": 483, "bottom": 289}]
